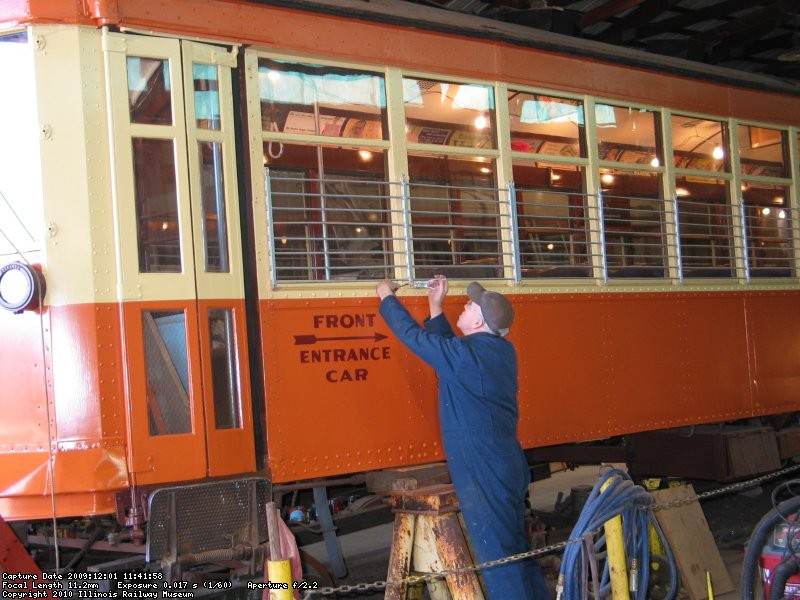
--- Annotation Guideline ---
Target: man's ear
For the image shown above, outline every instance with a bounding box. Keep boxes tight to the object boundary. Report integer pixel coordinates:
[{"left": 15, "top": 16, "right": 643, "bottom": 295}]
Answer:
[{"left": 470, "top": 313, "right": 485, "bottom": 331}]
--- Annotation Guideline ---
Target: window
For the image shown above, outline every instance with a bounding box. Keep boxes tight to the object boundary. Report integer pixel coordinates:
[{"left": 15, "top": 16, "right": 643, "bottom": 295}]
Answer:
[
  {"left": 258, "top": 59, "right": 387, "bottom": 140},
  {"left": 407, "top": 154, "right": 503, "bottom": 279},
  {"left": 736, "top": 124, "right": 792, "bottom": 277},
  {"left": 742, "top": 183, "right": 794, "bottom": 277},
  {"left": 128, "top": 57, "right": 173, "bottom": 126},
  {"left": 403, "top": 78, "right": 496, "bottom": 149},
  {"left": 264, "top": 144, "right": 393, "bottom": 281},
  {"left": 596, "top": 104, "right": 661, "bottom": 167},
  {"left": 600, "top": 171, "right": 666, "bottom": 277},
  {"left": 193, "top": 63, "right": 221, "bottom": 130},
  {"left": 508, "top": 92, "right": 585, "bottom": 158},
  {"left": 208, "top": 309, "right": 241, "bottom": 429},
  {"left": 738, "top": 124, "right": 787, "bottom": 178},
  {"left": 512, "top": 163, "right": 590, "bottom": 277},
  {"left": 674, "top": 177, "right": 734, "bottom": 277},
  {"left": 259, "top": 60, "right": 393, "bottom": 282},
  {"left": 253, "top": 59, "right": 799, "bottom": 286},
  {"left": 670, "top": 116, "right": 733, "bottom": 277},
  {"left": 671, "top": 115, "right": 728, "bottom": 172},
  {"left": 198, "top": 141, "right": 229, "bottom": 272},
  {"left": 143, "top": 311, "right": 191, "bottom": 436},
  {"left": 132, "top": 138, "right": 182, "bottom": 273}
]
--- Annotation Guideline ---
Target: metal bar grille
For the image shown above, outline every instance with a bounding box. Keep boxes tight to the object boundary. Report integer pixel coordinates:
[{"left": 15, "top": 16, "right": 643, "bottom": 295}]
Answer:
[{"left": 264, "top": 171, "right": 795, "bottom": 285}]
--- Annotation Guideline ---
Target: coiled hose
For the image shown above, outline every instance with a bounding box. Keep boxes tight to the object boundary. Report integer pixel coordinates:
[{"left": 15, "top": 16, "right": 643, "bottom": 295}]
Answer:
[
  {"left": 557, "top": 468, "right": 678, "bottom": 600},
  {"left": 741, "top": 493, "right": 800, "bottom": 599}
]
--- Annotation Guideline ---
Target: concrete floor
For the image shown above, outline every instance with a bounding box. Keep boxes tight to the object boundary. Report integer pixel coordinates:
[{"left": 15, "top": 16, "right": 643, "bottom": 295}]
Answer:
[{"left": 300, "top": 464, "right": 785, "bottom": 598}]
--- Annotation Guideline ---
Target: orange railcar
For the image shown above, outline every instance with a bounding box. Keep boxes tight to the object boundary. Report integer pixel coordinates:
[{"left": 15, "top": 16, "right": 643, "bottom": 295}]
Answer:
[{"left": 0, "top": 0, "right": 799, "bottom": 580}]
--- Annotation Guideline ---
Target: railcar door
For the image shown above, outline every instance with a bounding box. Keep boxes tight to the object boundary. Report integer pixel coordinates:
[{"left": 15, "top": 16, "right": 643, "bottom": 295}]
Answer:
[{"left": 104, "top": 33, "right": 255, "bottom": 484}]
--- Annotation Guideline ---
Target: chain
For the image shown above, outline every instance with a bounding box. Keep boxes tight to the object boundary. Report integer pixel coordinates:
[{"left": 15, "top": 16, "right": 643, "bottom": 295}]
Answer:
[
  {"left": 300, "top": 537, "right": 580, "bottom": 599},
  {"left": 300, "top": 463, "right": 800, "bottom": 599},
  {"left": 651, "top": 462, "right": 800, "bottom": 511}
]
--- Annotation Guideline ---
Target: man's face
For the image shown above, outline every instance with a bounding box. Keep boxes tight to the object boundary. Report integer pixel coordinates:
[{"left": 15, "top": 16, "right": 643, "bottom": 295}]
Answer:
[{"left": 457, "top": 300, "right": 484, "bottom": 334}]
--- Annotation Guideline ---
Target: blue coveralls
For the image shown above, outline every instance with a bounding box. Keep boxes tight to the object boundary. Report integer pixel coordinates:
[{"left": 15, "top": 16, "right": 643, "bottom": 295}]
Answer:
[{"left": 379, "top": 296, "right": 549, "bottom": 599}]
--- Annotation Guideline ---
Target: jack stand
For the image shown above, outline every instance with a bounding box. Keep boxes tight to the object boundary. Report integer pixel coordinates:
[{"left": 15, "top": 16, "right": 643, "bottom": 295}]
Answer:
[{"left": 385, "top": 484, "right": 484, "bottom": 600}]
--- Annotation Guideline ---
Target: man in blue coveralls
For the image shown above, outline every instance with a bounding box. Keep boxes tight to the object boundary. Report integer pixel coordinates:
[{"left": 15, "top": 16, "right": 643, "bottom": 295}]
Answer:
[{"left": 376, "top": 275, "right": 549, "bottom": 599}]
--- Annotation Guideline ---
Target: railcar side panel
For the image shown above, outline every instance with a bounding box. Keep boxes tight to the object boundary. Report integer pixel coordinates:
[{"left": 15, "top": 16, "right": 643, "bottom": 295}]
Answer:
[
  {"left": 0, "top": 310, "right": 51, "bottom": 449},
  {"left": 746, "top": 293, "right": 800, "bottom": 411},
  {"left": 261, "top": 290, "right": 800, "bottom": 483},
  {"left": 260, "top": 297, "right": 443, "bottom": 482},
  {"left": 520, "top": 291, "right": 753, "bottom": 443},
  {"left": 0, "top": 302, "right": 129, "bottom": 520}
]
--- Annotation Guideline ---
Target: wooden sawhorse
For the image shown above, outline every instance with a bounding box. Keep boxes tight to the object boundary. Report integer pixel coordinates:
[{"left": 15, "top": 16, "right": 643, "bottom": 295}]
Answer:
[{"left": 385, "top": 483, "right": 485, "bottom": 600}]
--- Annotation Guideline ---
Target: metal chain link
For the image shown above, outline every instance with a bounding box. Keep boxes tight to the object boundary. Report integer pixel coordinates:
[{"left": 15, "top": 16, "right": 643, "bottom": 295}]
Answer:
[
  {"left": 300, "top": 463, "right": 800, "bottom": 599},
  {"left": 299, "top": 538, "right": 581, "bottom": 599},
  {"left": 651, "top": 462, "right": 800, "bottom": 511}
]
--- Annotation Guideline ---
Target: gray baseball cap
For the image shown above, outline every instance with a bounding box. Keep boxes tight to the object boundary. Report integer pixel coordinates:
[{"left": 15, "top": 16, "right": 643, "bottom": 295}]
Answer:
[{"left": 467, "top": 282, "right": 514, "bottom": 335}]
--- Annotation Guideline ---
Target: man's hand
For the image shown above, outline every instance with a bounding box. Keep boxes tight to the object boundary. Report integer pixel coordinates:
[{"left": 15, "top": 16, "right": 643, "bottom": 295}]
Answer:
[
  {"left": 428, "top": 275, "right": 447, "bottom": 317},
  {"left": 376, "top": 279, "right": 398, "bottom": 300}
]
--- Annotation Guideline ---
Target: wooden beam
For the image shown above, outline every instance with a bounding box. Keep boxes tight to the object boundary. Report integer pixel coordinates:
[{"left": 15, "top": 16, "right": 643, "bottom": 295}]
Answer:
[
  {"left": 580, "top": 0, "right": 645, "bottom": 29},
  {"left": 594, "top": 0, "right": 681, "bottom": 45},
  {"left": 692, "top": 0, "right": 797, "bottom": 44}
]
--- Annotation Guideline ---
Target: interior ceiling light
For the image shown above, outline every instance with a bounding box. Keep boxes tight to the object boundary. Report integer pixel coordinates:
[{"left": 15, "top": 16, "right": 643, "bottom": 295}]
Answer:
[{"left": 712, "top": 145, "right": 724, "bottom": 160}]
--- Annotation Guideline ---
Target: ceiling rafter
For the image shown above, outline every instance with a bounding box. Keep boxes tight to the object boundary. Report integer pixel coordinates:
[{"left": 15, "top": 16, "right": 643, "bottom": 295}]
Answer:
[
  {"left": 401, "top": 0, "right": 800, "bottom": 83},
  {"left": 579, "top": 0, "right": 645, "bottom": 29},
  {"left": 626, "top": 0, "right": 758, "bottom": 40},
  {"left": 691, "top": 0, "right": 797, "bottom": 45},
  {"left": 591, "top": 0, "right": 683, "bottom": 45}
]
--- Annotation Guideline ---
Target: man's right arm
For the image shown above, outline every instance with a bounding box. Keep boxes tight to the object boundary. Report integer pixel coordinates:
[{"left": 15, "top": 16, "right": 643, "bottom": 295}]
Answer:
[{"left": 427, "top": 275, "right": 448, "bottom": 318}]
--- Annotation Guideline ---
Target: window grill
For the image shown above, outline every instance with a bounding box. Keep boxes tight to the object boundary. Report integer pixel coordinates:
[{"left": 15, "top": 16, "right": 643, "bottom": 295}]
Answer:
[{"left": 264, "top": 170, "right": 795, "bottom": 286}]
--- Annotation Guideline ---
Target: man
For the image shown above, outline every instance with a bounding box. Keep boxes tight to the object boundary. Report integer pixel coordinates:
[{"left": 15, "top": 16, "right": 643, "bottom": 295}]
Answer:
[{"left": 376, "top": 275, "right": 549, "bottom": 599}]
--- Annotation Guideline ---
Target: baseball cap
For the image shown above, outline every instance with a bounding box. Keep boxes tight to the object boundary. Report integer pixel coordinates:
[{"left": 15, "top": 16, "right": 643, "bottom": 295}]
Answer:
[{"left": 467, "top": 282, "right": 514, "bottom": 336}]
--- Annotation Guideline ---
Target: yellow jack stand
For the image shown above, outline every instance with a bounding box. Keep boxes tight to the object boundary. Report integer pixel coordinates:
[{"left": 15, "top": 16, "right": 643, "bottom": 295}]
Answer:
[{"left": 385, "top": 483, "right": 485, "bottom": 600}]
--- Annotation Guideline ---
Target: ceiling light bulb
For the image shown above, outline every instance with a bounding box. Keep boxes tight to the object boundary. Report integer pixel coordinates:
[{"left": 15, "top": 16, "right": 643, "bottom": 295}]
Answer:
[
  {"left": 358, "top": 150, "right": 373, "bottom": 161},
  {"left": 650, "top": 157, "right": 660, "bottom": 167},
  {"left": 474, "top": 114, "right": 488, "bottom": 129},
  {"left": 712, "top": 145, "right": 724, "bottom": 160},
  {"left": 601, "top": 173, "right": 614, "bottom": 185},
  {"left": 762, "top": 207, "right": 771, "bottom": 216}
]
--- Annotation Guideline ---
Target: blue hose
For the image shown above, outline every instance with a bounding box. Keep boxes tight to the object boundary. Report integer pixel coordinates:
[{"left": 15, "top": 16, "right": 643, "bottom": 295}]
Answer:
[{"left": 557, "top": 469, "right": 678, "bottom": 600}]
